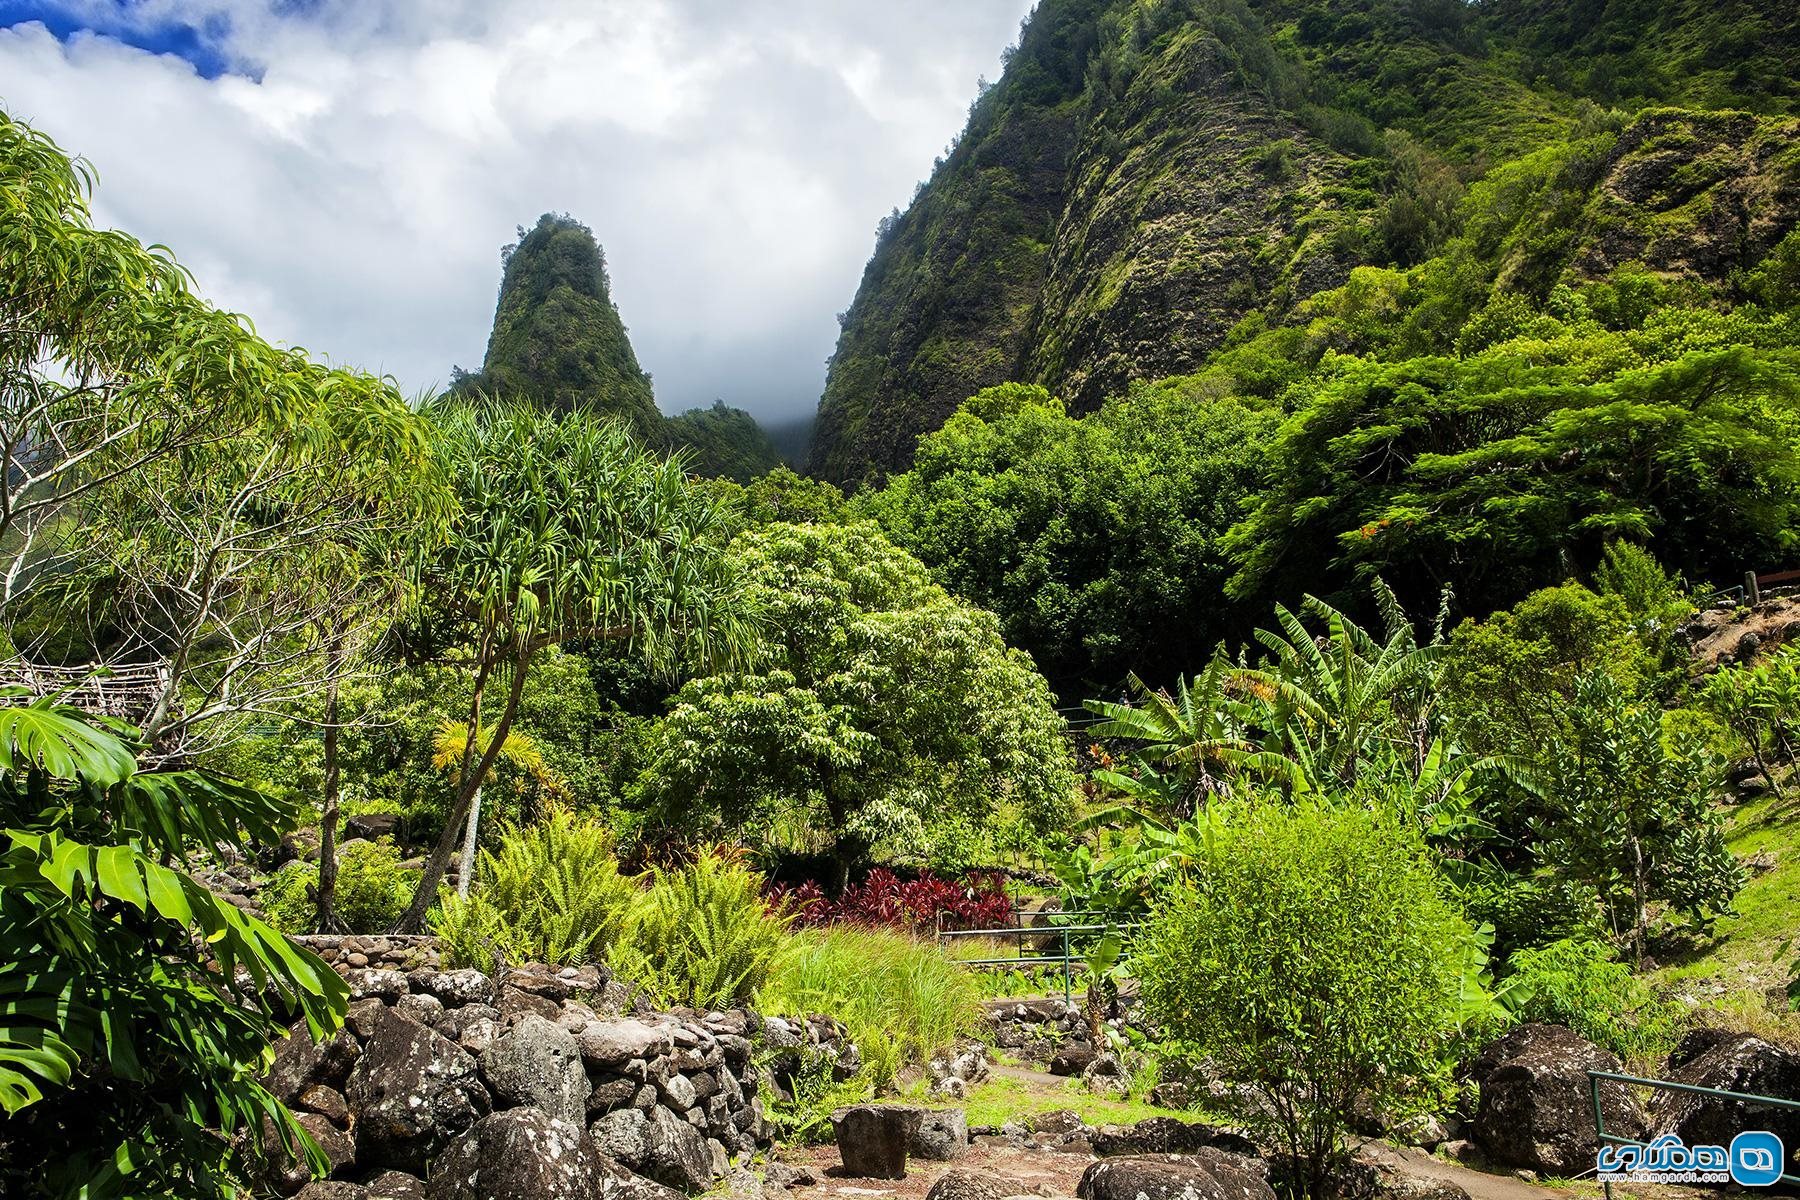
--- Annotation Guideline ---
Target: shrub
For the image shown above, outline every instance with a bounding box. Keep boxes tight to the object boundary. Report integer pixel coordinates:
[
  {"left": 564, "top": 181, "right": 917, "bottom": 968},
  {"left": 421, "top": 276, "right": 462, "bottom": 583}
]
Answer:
[
  {"left": 759, "top": 925, "right": 981, "bottom": 1089},
  {"left": 1138, "top": 803, "right": 1470, "bottom": 1200},
  {"left": 769, "top": 868, "right": 1012, "bottom": 932},
  {"left": 614, "top": 850, "right": 790, "bottom": 1009},
  {"left": 261, "top": 839, "right": 413, "bottom": 933},
  {"left": 430, "top": 810, "right": 637, "bottom": 973},
  {"left": 1505, "top": 938, "right": 1683, "bottom": 1066}
]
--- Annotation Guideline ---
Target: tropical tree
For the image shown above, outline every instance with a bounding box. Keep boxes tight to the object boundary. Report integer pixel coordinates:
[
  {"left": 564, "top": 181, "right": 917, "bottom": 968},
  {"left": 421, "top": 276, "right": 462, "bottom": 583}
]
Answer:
[
  {"left": 0, "top": 695, "right": 348, "bottom": 1198},
  {"left": 1533, "top": 670, "right": 1743, "bottom": 962},
  {"left": 393, "top": 398, "right": 755, "bottom": 931},
  {"left": 1138, "top": 804, "right": 1472, "bottom": 1200},
  {"left": 862, "top": 383, "right": 1275, "bottom": 692},
  {"left": 1083, "top": 657, "right": 1256, "bottom": 822},
  {"left": 0, "top": 111, "right": 442, "bottom": 709},
  {"left": 431, "top": 720, "right": 569, "bottom": 897},
  {"left": 635, "top": 521, "right": 1076, "bottom": 884}
]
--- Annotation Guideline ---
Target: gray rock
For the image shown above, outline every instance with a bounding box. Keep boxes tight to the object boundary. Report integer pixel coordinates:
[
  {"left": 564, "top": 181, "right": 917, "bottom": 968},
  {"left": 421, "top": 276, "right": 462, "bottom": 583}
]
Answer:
[
  {"left": 1048, "top": 1046, "right": 1098, "bottom": 1077},
  {"left": 1470, "top": 1023, "right": 1646, "bottom": 1177},
  {"left": 590, "top": 1105, "right": 718, "bottom": 1191},
  {"left": 1082, "top": 1054, "right": 1129, "bottom": 1098},
  {"left": 346, "top": 1007, "right": 491, "bottom": 1173},
  {"left": 346, "top": 969, "right": 410, "bottom": 1003},
  {"left": 295, "top": 1083, "right": 350, "bottom": 1126},
  {"left": 267, "top": 1112, "right": 356, "bottom": 1196},
  {"left": 911, "top": 1108, "right": 969, "bottom": 1161},
  {"left": 831, "top": 1105, "right": 923, "bottom": 1180},
  {"left": 658, "top": 1072, "right": 698, "bottom": 1111},
  {"left": 479, "top": 1013, "right": 590, "bottom": 1125},
  {"left": 1651, "top": 1032, "right": 1800, "bottom": 1174},
  {"left": 596, "top": 1166, "right": 685, "bottom": 1200},
  {"left": 395, "top": 993, "right": 445, "bottom": 1027},
  {"left": 1091, "top": 1118, "right": 1258, "bottom": 1160},
  {"left": 499, "top": 986, "right": 563, "bottom": 1023},
  {"left": 362, "top": 1171, "right": 427, "bottom": 1200},
  {"left": 924, "top": 1167, "right": 1011, "bottom": 1200},
  {"left": 425, "top": 1109, "right": 601, "bottom": 1200},
  {"left": 1077, "top": 1153, "right": 1275, "bottom": 1200},
  {"left": 295, "top": 1186, "right": 369, "bottom": 1200},
  {"left": 268, "top": 1025, "right": 362, "bottom": 1103},
  {"left": 580, "top": 1020, "right": 671, "bottom": 1069},
  {"left": 421, "top": 969, "right": 499, "bottom": 1009},
  {"left": 763, "top": 1163, "right": 819, "bottom": 1190},
  {"left": 347, "top": 999, "right": 390, "bottom": 1040},
  {"left": 589, "top": 1078, "right": 640, "bottom": 1118}
]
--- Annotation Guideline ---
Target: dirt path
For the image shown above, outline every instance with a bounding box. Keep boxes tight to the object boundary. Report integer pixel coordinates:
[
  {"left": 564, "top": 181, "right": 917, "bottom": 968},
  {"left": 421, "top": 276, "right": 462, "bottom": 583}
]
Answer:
[{"left": 1358, "top": 1144, "right": 1561, "bottom": 1200}]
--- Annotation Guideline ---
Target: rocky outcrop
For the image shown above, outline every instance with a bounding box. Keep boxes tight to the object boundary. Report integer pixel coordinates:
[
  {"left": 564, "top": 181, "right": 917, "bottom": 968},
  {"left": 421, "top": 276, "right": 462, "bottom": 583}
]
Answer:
[
  {"left": 925, "top": 1167, "right": 1014, "bottom": 1200},
  {"left": 1469, "top": 1024, "right": 1646, "bottom": 1177},
  {"left": 480, "top": 1014, "right": 590, "bottom": 1126},
  {"left": 346, "top": 1008, "right": 492, "bottom": 1173},
  {"left": 1090, "top": 1118, "right": 1258, "bottom": 1160},
  {"left": 911, "top": 1108, "right": 971, "bottom": 1162},
  {"left": 1076, "top": 1152, "right": 1275, "bottom": 1200},
  {"left": 425, "top": 1109, "right": 606, "bottom": 1200},
  {"left": 1651, "top": 1032, "right": 1800, "bottom": 1174}
]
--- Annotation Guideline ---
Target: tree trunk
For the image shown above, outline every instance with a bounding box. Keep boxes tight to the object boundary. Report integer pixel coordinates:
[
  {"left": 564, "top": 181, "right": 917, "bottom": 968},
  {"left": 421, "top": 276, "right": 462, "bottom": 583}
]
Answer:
[
  {"left": 394, "top": 650, "right": 531, "bottom": 932},
  {"left": 1629, "top": 832, "right": 1649, "bottom": 967},
  {"left": 315, "top": 622, "right": 347, "bottom": 932},
  {"left": 457, "top": 784, "right": 483, "bottom": 899}
]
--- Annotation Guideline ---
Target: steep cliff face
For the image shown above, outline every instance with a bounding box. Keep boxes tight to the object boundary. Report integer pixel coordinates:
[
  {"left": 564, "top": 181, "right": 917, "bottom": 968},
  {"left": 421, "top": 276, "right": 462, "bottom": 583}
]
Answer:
[
  {"left": 460, "top": 213, "right": 783, "bottom": 479},
  {"left": 810, "top": 0, "right": 1800, "bottom": 484},
  {"left": 470, "top": 213, "right": 662, "bottom": 435}
]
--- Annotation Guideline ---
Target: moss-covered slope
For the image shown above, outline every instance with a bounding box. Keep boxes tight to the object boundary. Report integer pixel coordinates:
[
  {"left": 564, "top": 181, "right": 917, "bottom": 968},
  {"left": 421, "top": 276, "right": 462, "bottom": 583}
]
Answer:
[{"left": 809, "top": 0, "right": 1799, "bottom": 484}]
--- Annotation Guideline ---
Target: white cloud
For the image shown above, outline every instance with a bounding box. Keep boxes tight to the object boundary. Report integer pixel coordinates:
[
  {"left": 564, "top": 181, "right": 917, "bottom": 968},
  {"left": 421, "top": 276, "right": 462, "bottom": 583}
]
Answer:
[{"left": 0, "top": 0, "right": 1037, "bottom": 420}]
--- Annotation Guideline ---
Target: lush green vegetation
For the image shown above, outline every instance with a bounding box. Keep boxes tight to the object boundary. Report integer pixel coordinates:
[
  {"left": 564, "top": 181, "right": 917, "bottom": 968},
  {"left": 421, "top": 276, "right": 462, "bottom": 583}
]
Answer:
[
  {"left": 456, "top": 213, "right": 661, "bottom": 432},
  {"left": 760, "top": 925, "right": 982, "bottom": 1091},
  {"left": 634, "top": 520, "right": 1077, "bottom": 881},
  {"left": 1139, "top": 804, "right": 1470, "bottom": 1200},
  {"left": 812, "top": 0, "right": 1799, "bottom": 484},
  {"left": 8, "top": 0, "right": 1800, "bottom": 1191}
]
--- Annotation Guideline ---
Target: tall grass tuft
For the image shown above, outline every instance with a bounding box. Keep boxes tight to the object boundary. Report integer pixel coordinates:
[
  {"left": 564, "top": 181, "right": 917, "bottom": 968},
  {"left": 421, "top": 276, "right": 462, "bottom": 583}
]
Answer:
[
  {"left": 431, "top": 809, "right": 636, "bottom": 973},
  {"left": 758, "top": 925, "right": 981, "bottom": 1089},
  {"left": 613, "top": 850, "right": 791, "bottom": 1009}
]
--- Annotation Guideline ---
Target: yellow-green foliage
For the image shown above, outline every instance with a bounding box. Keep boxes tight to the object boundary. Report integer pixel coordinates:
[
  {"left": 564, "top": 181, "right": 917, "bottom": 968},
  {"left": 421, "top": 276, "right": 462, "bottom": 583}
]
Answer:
[
  {"left": 431, "top": 810, "right": 636, "bottom": 974},
  {"left": 612, "top": 851, "right": 791, "bottom": 1010},
  {"left": 759, "top": 925, "right": 981, "bottom": 1089}
]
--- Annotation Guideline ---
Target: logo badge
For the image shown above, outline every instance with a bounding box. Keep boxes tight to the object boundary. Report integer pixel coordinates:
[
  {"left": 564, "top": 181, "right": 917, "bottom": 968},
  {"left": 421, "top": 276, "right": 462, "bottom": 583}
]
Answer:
[{"left": 1732, "top": 1131, "right": 1785, "bottom": 1187}]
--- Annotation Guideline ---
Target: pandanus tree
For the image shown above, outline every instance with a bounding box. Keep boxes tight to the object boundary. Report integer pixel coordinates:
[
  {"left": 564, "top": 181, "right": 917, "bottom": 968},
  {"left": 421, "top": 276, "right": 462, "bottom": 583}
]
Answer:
[{"left": 392, "top": 398, "right": 756, "bottom": 931}]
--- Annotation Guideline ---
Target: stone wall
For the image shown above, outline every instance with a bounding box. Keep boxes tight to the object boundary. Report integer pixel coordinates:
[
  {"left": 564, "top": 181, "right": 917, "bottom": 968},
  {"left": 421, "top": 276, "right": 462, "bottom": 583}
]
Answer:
[{"left": 267, "top": 952, "right": 856, "bottom": 1199}]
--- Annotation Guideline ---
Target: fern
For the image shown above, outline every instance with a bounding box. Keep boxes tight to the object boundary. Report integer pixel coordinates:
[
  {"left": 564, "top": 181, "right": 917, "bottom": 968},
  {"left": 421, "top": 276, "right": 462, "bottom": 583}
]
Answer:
[
  {"left": 614, "top": 851, "right": 790, "bottom": 1009},
  {"left": 430, "top": 810, "right": 637, "bottom": 972}
]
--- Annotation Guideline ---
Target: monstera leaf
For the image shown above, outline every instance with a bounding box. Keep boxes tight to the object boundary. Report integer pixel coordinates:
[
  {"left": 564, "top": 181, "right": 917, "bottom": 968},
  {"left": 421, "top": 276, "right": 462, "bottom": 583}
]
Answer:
[{"left": 0, "top": 693, "right": 137, "bottom": 787}]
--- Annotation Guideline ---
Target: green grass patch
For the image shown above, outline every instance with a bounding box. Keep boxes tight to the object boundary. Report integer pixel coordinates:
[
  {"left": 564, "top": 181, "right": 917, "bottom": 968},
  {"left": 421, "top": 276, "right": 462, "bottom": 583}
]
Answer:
[
  {"left": 757, "top": 926, "right": 982, "bottom": 1088},
  {"left": 1651, "top": 788, "right": 1800, "bottom": 1045},
  {"left": 932, "top": 1074, "right": 1202, "bottom": 1129}
]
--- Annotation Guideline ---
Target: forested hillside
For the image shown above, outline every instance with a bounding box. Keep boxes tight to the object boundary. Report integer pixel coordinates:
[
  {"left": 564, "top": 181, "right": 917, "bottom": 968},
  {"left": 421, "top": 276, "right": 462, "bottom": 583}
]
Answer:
[{"left": 811, "top": 0, "right": 1800, "bottom": 484}]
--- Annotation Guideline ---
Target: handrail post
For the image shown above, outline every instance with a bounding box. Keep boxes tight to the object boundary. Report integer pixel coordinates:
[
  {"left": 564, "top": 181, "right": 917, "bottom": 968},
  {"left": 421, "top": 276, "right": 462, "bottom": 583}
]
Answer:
[{"left": 1062, "top": 926, "right": 1071, "bottom": 1008}]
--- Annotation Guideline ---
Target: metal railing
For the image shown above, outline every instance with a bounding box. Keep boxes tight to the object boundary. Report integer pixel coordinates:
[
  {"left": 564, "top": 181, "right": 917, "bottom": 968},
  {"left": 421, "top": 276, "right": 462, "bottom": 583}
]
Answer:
[
  {"left": 1588, "top": 1068, "right": 1800, "bottom": 1197},
  {"left": 935, "top": 909, "right": 1137, "bottom": 1004}
]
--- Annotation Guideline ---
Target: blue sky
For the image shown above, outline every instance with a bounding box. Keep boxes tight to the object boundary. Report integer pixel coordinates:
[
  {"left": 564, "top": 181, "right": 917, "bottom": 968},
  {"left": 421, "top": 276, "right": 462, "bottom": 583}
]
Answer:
[
  {"left": 0, "top": 1, "right": 1036, "bottom": 424},
  {"left": 0, "top": 2, "right": 236, "bottom": 76}
]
